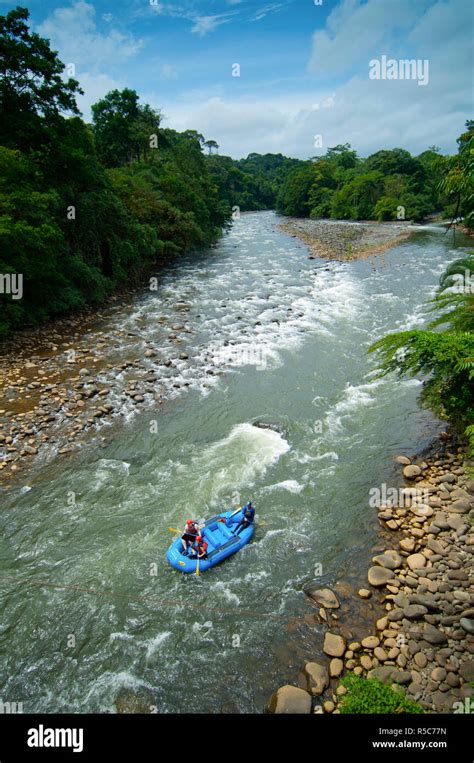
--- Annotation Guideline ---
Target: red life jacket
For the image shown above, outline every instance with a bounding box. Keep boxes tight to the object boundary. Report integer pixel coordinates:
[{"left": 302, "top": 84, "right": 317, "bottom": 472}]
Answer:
[
  {"left": 185, "top": 521, "right": 197, "bottom": 535},
  {"left": 198, "top": 540, "right": 208, "bottom": 555}
]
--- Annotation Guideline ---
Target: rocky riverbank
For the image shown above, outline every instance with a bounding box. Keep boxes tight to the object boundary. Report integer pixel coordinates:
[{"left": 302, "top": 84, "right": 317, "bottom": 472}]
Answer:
[
  {"left": 278, "top": 218, "right": 418, "bottom": 260},
  {"left": 0, "top": 292, "right": 198, "bottom": 488},
  {"left": 269, "top": 433, "right": 474, "bottom": 714}
]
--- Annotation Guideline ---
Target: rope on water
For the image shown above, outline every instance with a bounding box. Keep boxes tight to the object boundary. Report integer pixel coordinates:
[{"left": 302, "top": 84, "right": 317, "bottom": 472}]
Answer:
[{"left": 0, "top": 573, "right": 303, "bottom": 623}]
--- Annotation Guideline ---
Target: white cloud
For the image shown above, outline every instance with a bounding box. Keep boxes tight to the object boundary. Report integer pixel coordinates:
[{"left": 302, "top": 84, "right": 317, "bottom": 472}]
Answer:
[
  {"left": 252, "top": 3, "right": 287, "bottom": 22},
  {"left": 37, "top": 1, "right": 143, "bottom": 73},
  {"left": 75, "top": 72, "right": 125, "bottom": 117},
  {"left": 159, "top": 63, "right": 469, "bottom": 159},
  {"left": 157, "top": 0, "right": 471, "bottom": 159},
  {"left": 309, "top": 0, "right": 431, "bottom": 76},
  {"left": 190, "top": 14, "right": 232, "bottom": 36}
]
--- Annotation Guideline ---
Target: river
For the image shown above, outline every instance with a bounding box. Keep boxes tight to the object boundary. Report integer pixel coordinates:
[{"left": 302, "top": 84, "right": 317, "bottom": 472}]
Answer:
[{"left": 0, "top": 212, "right": 470, "bottom": 713}]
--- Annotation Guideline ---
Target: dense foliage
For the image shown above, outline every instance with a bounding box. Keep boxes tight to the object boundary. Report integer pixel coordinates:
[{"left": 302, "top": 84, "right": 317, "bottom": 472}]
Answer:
[
  {"left": 275, "top": 132, "right": 473, "bottom": 224},
  {"left": 205, "top": 152, "right": 302, "bottom": 211},
  {"left": 339, "top": 674, "right": 423, "bottom": 714},
  {"left": 369, "top": 253, "right": 474, "bottom": 455},
  {"left": 437, "top": 120, "right": 474, "bottom": 229},
  {"left": 0, "top": 7, "right": 230, "bottom": 337},
  {"left": 1, "top": 7, "right": 472, "bottom": 340}
]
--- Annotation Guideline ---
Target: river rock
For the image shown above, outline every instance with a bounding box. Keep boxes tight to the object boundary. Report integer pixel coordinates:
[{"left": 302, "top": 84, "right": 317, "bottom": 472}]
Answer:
[
  {"left": 303, "top": 584, "right": 340, "bottom": 609},
  {"left": 361, "top": 636, "right": 380, "bottom": 649},
  {"left": 459, "top": 660, "right": 474, "bottom": 682},
  {"left": 329, "top": 658, "right": 344, "bottom": 678},
  {"left": 431, "top": 667, "right": 447, "bottom": 682},
  {"left": 449, "top": 499, "right": 470, "bottom": 514},
  {"left": 393, "top": 671, "right": 412, "bottom": 686},
  {"left": 423, "top": 624, "right": 447, "bottom": 645},
  {"left": 407, "top": 553, "right": 426, "bottom": 570},
  {"left": 409, "top": 593, "right": 439, "bottom": 611},
  {"left": 360, "top": 655, "right": 373, "bottom": 670},
  {"left": 323, "top": 632, "right": 346, "bottom": 657},
  {"left": 368, "top": 666, "right": 396, "bottom": 685},
  {"left": 368, "top": 567, "right": 394, "bottom": 587},
  {"left": 268, "top": 685, "right": 312, "bottom": 714},
  {"left": 403, "top": 465, "right": 421, "bottom": 479},
  {"left": 395, "top": 456, "right": 412, "bottom": 465},
  {"left": 438, "top": 473, "right": 456, "bottom": 483},
  {"left": 411, "top": 505, "right": 433, "bottom": 518},
  {"left": 403, "top": 605, "right": 428, "bottom": 620},
  {"left": 304, "top": 662, "right": 329, "bottom": 695},
  {"left": 372, "top": 550, "right": 402, "bottom": 570},
  {"left": 460, "top": 618, "right": 474, "bottom": 634},
  {"left": 400, "top": 538, "right": 416, "bottom": 553},
  {"left": 22, "top": 444, "right": 37, "bottom": 455},
  {"left": 414, "top": 652, "right": 428, "bottom": 669},
  {"left": 115, "top": 686, "right": 156, "bottom": 714}
]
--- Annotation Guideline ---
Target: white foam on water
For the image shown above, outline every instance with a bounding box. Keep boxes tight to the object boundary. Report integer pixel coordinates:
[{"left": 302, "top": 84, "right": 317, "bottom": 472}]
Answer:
[
  {"left": 109, "top": 631, "right": 134, "bottom": 642},
  {"left": 145, "top": 631, "right": 172, "bottom": 659},
  {"left": 263, "top": 479, "right": 305, "bottom": 494},
  {"left": 191, "top": 620, "right": 214, "bottom": 635},
  {"left": 84, "top": 670, "right": 154, "bottom": 705},
  {"left": 242, "top": 570, "right": 270, "bottom": 583},
  {"left": 313, "top": 451, "right": 339, "bottom": 461},
  {"left": 209, "top": 581, "right": 241, "bottom": 606},
  {"left": 186, "top": 423, "right": 291, "bottom": 503},
  {"left": 92, "top": 458, "right": 131, "bottom": 489}
]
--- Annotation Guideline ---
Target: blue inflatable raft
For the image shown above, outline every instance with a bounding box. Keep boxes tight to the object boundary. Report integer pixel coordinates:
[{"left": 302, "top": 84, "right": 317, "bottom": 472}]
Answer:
[{"left": 166, "top": 509, "right": 254, "bottom": 573}]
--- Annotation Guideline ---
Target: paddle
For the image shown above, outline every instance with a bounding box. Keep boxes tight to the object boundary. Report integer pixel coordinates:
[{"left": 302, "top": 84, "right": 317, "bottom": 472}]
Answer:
[{"left": 196, "top": 556, "right": 200, "bottom": 576}]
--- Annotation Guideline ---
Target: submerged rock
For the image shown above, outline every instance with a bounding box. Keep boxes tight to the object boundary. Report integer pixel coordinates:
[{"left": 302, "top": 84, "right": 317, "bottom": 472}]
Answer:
[
  {"left": 368, "top": 566, "right": 394, "bottom": 586},
  {"left": 115, "top": 686, "right": 156, "bottom": 714},
  {"left": 303, "top": 584, "right": 340, "bottom": 609},
  {"left": 252, "top": 419, "right": 284, "bottom": 434}
]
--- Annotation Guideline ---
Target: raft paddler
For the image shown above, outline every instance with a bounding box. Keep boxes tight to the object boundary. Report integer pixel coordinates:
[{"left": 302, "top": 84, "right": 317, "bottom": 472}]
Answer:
[
  {"left": 189, "top": 535, "right": 208, "bottom": 559},
  {"left": 235, "top": 502, "right": 255, "bottom": 535},
  {"left": 181, "top": 519, "right": 200, "bottom": 554}
]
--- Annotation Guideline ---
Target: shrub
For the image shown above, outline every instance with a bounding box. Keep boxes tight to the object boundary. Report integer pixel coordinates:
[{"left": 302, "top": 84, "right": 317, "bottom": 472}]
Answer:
[{"left": 339, "top": 674, "right": 424, "bottom": 714}]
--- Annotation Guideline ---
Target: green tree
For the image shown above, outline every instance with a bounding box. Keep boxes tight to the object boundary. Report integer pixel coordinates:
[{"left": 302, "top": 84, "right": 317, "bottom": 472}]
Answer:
[
  {"left": 91, "top": 89, "right": 161, "bottom": 167},
  {"left": 438, "top": 120, "right": 474, "bottom": 228},
  {"left": 275, "top": 163, "right": 315, "bottom": 216},
  {"left": 0, "top": 6, "right": 82, "bottom": 151},
  {"left": 369, "top": 253, "right": 474, "bottom": 455}
]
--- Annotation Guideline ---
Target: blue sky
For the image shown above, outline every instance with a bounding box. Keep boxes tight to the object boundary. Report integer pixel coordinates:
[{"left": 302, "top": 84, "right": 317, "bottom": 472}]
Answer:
[{"left": 10, "top": 0, "right": 474, "bottom": 158}]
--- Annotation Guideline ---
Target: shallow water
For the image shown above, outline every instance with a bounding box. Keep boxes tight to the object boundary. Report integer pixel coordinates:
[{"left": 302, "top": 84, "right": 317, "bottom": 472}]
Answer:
[{"left": 0, "top": 212, "right": 470, "bottom": 713}]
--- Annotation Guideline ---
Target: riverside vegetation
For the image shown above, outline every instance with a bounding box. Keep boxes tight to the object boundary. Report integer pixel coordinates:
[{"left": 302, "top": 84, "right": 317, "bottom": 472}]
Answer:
[{"left": 1, "top": 6, "right": 472, "bottom": 340}]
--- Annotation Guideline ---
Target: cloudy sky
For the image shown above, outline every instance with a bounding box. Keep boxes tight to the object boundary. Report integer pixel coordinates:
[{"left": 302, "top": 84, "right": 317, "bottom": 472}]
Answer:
[{"left": 16, "top": 0, "right": 474, "bottom": 158}]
